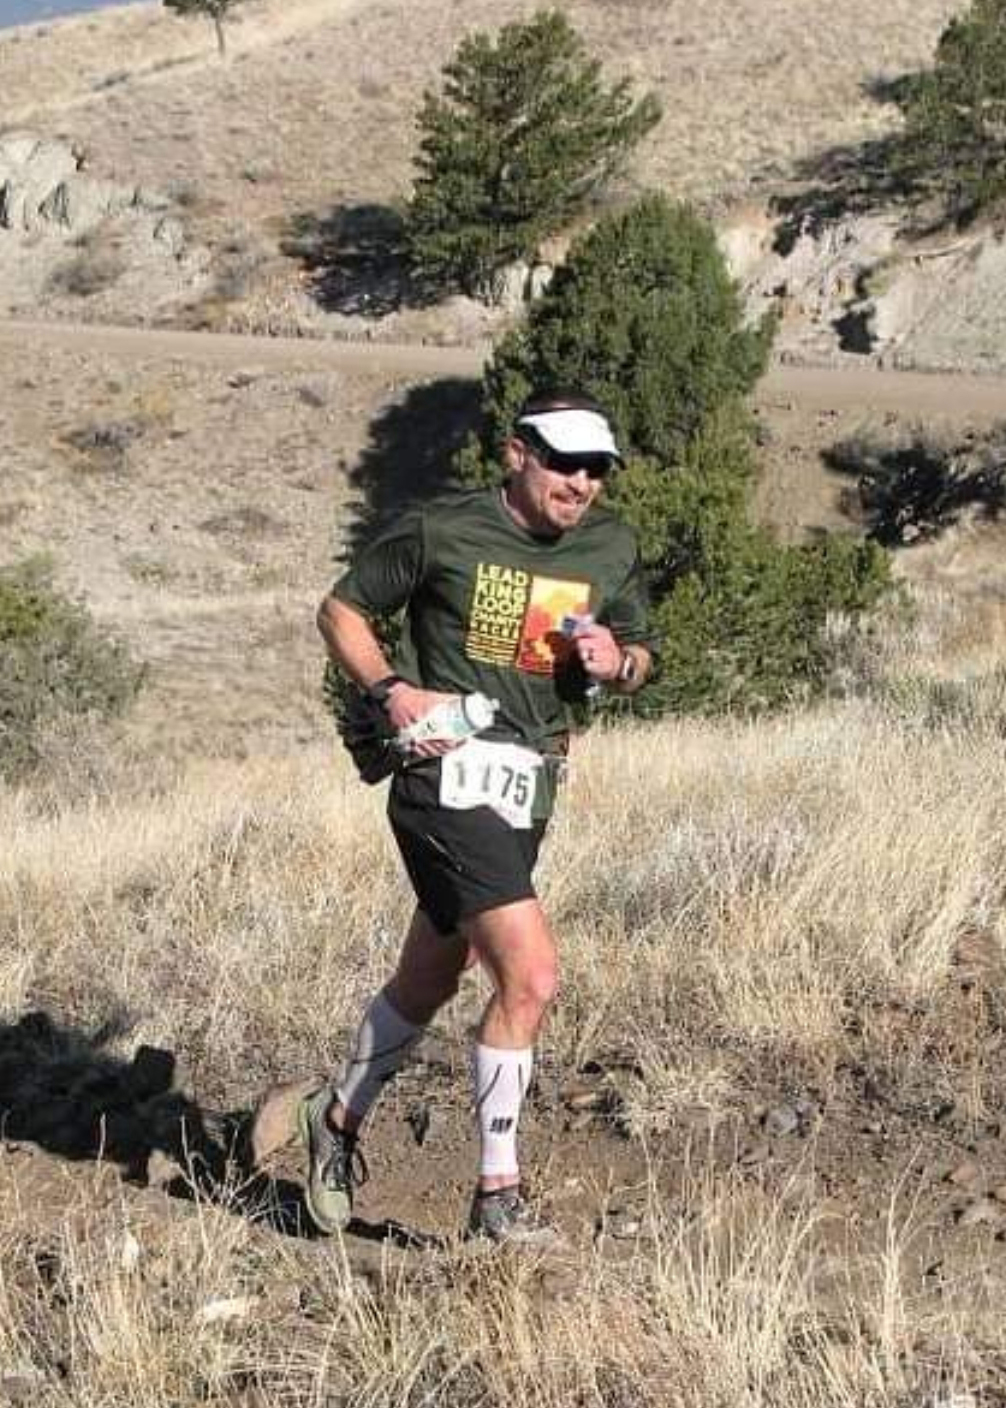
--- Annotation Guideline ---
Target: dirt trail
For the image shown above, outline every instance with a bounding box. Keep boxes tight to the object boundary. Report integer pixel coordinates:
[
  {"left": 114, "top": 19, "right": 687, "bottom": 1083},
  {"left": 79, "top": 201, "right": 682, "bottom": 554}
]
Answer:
[
  {"left": 6, "top": 318, "right": 1006, "bottom": 419},
  {"left": 0, "top": 318, "right": 485, "bottom": 380}
]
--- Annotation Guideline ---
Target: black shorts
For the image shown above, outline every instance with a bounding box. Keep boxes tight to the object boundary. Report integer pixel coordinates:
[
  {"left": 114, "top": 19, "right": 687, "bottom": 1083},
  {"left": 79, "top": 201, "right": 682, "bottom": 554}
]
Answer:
[{"left": 387, "top": 762, "right": 548, "bottom": 936}]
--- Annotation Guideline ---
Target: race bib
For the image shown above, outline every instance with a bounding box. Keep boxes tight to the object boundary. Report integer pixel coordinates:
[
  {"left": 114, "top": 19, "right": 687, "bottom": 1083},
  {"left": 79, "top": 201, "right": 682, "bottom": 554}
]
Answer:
[{"left": 439, "top": 739, "right": 542, "bottom": 830}]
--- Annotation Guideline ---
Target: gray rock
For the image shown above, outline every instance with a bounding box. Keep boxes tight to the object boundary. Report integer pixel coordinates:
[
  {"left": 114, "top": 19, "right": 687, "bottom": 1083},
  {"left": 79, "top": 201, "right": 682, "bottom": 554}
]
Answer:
[
  {"left": 495, "top": 260, "right": 531, "bottom": 311},
  {"left": 956, "top": 1197, "right": 1003, "bottom": 1229},
  {"left": 763, "top": 1102, "right": 800, "bottom": 1137},
  {"left": 527, "top": 262, "right": 554, "bottom": 300},
  {"left": 0, "top": 132, "right": 77, "bottom": 231},
  {"left": 603, "top": 1210, "right": 643, "bottom": 1241}
]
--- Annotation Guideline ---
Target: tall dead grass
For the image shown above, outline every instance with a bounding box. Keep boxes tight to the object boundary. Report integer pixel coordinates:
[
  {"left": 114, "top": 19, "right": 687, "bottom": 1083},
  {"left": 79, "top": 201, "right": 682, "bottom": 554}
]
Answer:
[{"left": 2, "top": 696, "right": 1006, "bottom": 1403}]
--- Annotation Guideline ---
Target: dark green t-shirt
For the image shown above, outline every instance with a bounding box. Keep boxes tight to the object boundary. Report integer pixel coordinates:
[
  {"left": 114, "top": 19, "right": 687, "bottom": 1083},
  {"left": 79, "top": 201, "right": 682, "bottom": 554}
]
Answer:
[{"left": 333, "top": 487, "right": 655, "bottom": 753}]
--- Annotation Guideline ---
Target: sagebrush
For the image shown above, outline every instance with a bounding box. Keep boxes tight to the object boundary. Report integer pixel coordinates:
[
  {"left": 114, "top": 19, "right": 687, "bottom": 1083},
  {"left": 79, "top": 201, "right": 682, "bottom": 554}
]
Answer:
[{"left": 0, "top": 559, "right": 143, "bottom": 781}]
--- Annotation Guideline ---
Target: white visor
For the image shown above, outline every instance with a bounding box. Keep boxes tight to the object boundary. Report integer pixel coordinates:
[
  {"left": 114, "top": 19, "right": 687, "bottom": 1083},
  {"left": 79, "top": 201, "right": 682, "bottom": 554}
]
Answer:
[{"left": 516, "top": 408, "right": 623, "bottom": 464}]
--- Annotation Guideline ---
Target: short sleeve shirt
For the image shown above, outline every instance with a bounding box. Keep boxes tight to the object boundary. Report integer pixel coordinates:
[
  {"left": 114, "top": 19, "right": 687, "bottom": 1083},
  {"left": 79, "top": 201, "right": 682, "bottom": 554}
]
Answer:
[{"left": 333, "top": 487, "right": 656, "bottom": 752}]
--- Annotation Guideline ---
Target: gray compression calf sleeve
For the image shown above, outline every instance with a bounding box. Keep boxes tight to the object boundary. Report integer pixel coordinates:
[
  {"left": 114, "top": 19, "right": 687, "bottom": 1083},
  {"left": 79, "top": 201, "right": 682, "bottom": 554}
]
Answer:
[{"left": 335, "top": 991, "right": 424, "bottom": 1122}]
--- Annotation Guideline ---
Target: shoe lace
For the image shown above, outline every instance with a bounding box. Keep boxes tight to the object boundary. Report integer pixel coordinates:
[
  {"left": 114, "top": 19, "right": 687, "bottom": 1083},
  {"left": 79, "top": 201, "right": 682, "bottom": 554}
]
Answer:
[{"left": 322, "top": 1130, "right": 369, "bottom": 1192}]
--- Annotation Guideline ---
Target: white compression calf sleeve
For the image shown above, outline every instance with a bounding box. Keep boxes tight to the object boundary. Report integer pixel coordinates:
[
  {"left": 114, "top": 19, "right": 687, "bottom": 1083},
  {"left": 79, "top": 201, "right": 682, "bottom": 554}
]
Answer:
[
  {"left": 473, "top": 1043, "right": 533, "bottom": 1181},
  {"left": 335, "top": 991, "right": 424, "bottom": 1123}
]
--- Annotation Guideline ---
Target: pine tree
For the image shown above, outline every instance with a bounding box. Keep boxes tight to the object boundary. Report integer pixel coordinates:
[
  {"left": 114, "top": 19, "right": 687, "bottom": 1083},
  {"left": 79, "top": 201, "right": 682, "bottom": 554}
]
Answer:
[
  {"left": 163, "top": 0, "right": 244, "bottom": 57},
  {"left": 902, "top": 0, "right": 1006, "bottom": 219},
  {"left": 407, "top": 10, "right": 661, "bottom": 301}
]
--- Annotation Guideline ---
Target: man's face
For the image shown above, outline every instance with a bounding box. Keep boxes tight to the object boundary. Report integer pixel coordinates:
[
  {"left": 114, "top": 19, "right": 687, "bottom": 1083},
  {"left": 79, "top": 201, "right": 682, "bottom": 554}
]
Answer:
[{"left": 502, "top": 437, "right": 606, "bottom": 536}]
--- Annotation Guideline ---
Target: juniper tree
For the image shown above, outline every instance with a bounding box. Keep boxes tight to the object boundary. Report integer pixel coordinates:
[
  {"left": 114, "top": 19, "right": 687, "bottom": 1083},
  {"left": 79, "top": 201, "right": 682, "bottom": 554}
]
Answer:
[
  {"left": 163, "top": 0, "right": 244, "bottom": 57},
  {"left": 407, "top": 10, "right": 661, "bottom": 301},
  {"left": 902, "top": 0, "right": 1006, "bottom": 219},
  {"left": 456, "top": 195, "right": 890, "bottom": 712}
]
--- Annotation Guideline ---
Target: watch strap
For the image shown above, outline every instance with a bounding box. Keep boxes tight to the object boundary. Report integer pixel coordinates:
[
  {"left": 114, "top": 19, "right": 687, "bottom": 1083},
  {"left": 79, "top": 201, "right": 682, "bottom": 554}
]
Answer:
[
  {"left": 616, "top": 649, "right": 637, "bottom": 685},
  {"left": 365, "top": 674, "right": 406, "bottom": 709}
]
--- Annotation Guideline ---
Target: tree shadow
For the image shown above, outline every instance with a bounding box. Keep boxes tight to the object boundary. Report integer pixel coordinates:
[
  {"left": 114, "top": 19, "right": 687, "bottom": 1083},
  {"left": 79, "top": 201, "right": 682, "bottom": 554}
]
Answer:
[
  {"left": 0, "top": 1009, "right": 312, "bottom": 1237},
  {"left": 770, "top": 71, "right": 940, "bottom": 254},
  {"left": 0, "top": 1010, "right": 446, "bottom": 1248},
  {"left": 281, "top": 203, "right": 439, "bottom": 318},
  {"left": 344, "top": 377, "right": 485, "bottom": 556},
  {"left": 823, "top": 429, "right": 1006, "bottom": 546}
]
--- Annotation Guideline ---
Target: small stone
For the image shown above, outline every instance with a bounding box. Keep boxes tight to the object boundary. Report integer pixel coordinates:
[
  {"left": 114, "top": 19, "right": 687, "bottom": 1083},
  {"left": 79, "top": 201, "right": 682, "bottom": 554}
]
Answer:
[
  {"left": 194, "top": 1295, "right": 259, "bottom": 1326},
  {"left": 405, "top": 1103, "right": 431, "bottom": 1147},
  {"left": 561, "top": 1083, "right": 606, "bottom": 1111},
  {"left": 604, "top": 1211, "right": 642, "bottom": 1241},
  {"left": 946, "top": 1159, "right": 981, "bottom": 1187},
  {"left": 763, "top": 1103, "right": 800, "bottom": 1137},
  {"left": 991, "top": 1184, "right": 1006, "bottom": 1205},
  {"left": 146, "top": 1149, "right": 180, "bottom": 1188},
  {"left": 793, "top": 1098, "right": 822, "bottom": 1130},
  {"left": 956, "top": 1197, "right": 1002, "bottom": 1229}
]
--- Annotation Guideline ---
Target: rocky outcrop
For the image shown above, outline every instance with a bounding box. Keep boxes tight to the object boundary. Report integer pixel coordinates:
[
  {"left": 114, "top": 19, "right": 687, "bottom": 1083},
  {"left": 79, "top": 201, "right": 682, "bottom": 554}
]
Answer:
[
  {"left": 720, "top": 200, "right": 1006, "bottom": 374},
  {"left": 0, "top": 131, "right": 149, "bottom": 237},
  {"left": 0, "top": 131, "right": 209, "bottom": 321}
]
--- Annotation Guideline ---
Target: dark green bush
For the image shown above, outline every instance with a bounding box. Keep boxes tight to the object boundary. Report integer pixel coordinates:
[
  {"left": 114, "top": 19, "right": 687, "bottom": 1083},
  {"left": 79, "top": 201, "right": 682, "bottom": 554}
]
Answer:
[
  {"left": 0, "top": 560, "right": 144, "bottom": 781},
  {"left": 901, "top": 0, "right": 1006, "bottom": 221},
  {"left": 456, "top": 194, "right": 891, "bottom": 714},
  {"left": 407, "top": 10, "right": 661, "bottom": 301},
  {"left": 458, "top": 197, "right": 773, "bottom": 479}
]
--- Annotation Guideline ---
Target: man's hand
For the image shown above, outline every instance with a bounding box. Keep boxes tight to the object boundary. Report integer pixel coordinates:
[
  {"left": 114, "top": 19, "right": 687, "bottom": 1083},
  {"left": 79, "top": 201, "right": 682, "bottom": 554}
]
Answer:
[
  {"left": 384, "top": 683, "right": 463, "bottom": 757},
  {"left": 571, "top": 622, "right": 622, "bottom": 683}
]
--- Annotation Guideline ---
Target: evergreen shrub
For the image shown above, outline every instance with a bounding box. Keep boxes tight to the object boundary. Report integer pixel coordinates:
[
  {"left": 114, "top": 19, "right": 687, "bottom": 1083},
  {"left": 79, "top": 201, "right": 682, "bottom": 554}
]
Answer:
[
  {"left": 456, "top": 195, "right": 891, "bottom": 713},
  {"left": 0, "top": 560, "right": 143, "bottom": 781},
  {"left": 407, "top": 10, "right": 661, "bottom": 300}
]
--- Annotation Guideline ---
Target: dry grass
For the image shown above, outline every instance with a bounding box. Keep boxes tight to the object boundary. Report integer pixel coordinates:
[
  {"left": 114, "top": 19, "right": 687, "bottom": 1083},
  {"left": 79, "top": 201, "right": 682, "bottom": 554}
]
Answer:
[
  {"left": 5, "top": 699, "right": 1003, "bottom": 1099},
  {"left": 0, "top": 1136, "right": 993, "bottom": 1406},
  {"left": 3, "top": 692, "right": 1006, "bottom": 1402}
]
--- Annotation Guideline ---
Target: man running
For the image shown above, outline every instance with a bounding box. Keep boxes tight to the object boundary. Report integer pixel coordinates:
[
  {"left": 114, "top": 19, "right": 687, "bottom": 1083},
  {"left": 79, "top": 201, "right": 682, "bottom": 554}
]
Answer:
[{"left": 308, "top": 391, "right": 654, "bottom": 1242}]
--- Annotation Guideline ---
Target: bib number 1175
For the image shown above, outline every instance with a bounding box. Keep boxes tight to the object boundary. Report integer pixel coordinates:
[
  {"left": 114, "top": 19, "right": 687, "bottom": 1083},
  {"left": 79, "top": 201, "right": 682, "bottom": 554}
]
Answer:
[{"left": 439, "top": 740, "right": 540, "bottom": 829}]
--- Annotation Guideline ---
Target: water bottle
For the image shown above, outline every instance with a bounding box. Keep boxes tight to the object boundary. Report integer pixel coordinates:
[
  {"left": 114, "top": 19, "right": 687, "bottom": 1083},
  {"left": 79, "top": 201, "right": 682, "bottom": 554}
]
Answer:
[{"left": 396, "top": 692, "right": 498, "bottom": 749}]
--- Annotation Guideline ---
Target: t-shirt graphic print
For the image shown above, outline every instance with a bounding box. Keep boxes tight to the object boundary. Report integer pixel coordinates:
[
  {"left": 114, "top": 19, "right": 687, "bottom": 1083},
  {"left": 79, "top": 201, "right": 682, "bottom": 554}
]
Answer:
[{"left": 466, "top": 562, "right": 590, "bottom": 675}]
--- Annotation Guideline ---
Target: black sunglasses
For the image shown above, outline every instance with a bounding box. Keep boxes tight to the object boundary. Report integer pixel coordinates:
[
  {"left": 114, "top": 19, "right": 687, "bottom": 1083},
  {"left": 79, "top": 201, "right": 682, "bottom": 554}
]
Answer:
[{"left": 517, "top": 430, "right": 615, "bottom": 481}]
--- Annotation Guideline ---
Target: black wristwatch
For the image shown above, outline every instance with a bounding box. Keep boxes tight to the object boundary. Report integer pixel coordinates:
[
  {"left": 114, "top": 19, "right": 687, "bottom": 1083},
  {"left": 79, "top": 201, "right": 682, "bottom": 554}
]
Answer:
[{"left": 365, "top": 674, "right": 406, "bottom": 711}]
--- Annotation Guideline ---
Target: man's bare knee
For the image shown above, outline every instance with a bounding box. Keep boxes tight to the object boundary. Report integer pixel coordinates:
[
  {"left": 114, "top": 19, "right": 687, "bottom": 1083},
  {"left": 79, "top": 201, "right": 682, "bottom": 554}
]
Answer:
[{"left": 497, "top": 961, "right": 558, "bottom": 1016}]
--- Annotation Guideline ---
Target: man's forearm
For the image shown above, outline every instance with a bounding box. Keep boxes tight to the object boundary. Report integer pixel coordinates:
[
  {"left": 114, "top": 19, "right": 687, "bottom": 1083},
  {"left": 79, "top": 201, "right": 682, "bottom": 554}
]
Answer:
[{"left": 317, "top": 594, "right": 395, "bottom": 690}]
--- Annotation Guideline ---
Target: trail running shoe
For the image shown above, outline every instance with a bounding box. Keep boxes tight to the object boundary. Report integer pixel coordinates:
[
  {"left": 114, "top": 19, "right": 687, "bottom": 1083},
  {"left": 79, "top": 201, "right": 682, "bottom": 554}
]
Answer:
[
  {"left": 297, "top": 1088, "right": 367, "bottom": 1235},
  {"left": 466, "top": 1185, "right": 562, "bottom": 1247}
]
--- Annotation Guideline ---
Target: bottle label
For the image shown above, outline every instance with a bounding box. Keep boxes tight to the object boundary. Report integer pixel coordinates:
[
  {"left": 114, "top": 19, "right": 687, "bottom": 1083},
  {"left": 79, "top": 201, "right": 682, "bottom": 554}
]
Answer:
[
  {"left": 439, "top": 739, "right": 542, "bottom": 829},
  {"left": 399, "top": 693, "right": 498, "bottom": 748}
]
